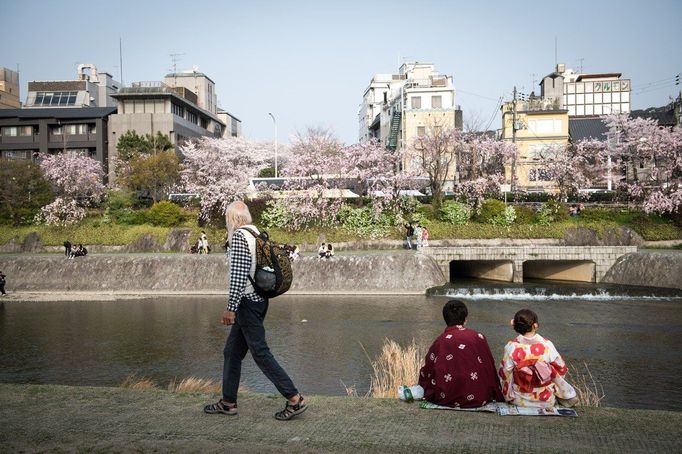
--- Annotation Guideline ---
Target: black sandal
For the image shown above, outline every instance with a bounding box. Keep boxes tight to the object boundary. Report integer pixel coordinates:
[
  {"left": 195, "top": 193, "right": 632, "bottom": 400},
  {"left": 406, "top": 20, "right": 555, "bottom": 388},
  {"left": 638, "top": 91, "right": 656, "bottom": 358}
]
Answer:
[
  {"left": 274, "top": 395, "right": 307, "bottom": 420},
  {"left": 204, "top": 400, "right": 238, "bottom": 415}
]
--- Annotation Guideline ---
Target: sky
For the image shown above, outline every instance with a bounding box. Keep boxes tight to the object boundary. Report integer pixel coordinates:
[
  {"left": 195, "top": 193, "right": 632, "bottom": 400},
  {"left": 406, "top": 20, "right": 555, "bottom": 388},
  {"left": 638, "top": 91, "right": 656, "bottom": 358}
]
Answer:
[{"left": 2, "top": 0, "right": 681, "bottom": 144}]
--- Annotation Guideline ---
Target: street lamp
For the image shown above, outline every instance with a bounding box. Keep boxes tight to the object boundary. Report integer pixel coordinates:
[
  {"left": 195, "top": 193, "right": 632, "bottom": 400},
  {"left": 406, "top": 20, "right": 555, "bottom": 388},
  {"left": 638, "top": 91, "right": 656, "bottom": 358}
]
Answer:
[{"left": 268, "top": 112, "right": 278, "bottom": 178}]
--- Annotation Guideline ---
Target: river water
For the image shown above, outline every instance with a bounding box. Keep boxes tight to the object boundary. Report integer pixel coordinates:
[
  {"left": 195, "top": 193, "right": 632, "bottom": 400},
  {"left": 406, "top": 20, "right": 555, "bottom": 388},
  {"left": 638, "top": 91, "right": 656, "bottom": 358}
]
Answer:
[{"left": 1, "top": 286, "right": 681, "bottom": 411}]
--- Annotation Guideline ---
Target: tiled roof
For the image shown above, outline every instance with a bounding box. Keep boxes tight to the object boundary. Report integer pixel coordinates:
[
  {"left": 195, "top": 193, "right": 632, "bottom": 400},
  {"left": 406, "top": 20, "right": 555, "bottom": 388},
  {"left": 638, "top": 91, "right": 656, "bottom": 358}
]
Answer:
[
  {"left": 630, "top": 106, "right": 677, "bottom": 126},
  {"left": 569, "top": 117, "right": 609, "bottom": 142}
]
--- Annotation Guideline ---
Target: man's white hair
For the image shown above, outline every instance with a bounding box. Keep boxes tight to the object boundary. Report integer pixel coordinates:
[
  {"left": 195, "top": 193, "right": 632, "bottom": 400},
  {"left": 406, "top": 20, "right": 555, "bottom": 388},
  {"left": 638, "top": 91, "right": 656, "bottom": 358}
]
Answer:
[{"left": 225, "top": 201, "right": 252, "bottom": 237}]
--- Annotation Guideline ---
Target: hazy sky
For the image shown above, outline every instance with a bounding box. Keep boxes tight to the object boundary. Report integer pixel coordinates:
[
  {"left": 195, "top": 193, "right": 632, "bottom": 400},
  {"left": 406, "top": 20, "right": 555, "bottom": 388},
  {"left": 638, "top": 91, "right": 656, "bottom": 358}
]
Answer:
[{"left": 2, "top": 0, "right": 681, "bottom": 144}]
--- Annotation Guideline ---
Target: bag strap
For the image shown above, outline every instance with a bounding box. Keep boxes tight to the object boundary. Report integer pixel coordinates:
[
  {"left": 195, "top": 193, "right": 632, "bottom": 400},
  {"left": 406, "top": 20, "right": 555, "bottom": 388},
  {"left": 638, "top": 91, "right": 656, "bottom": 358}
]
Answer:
[{"left": 240, "top": 227, "right": 260, "bottom": 239}]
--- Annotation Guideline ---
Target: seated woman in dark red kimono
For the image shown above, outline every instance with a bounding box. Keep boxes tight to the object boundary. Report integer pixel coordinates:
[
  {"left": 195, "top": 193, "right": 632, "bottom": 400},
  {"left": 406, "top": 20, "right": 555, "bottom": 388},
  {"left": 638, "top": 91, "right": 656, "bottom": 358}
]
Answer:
[{"left": 419, "top": 300, "right": 504, "bottom": 408}]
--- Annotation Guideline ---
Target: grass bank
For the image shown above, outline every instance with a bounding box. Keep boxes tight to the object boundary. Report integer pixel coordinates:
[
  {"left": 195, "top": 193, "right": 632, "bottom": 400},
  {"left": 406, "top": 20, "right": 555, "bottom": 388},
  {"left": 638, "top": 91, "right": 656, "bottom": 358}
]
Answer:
[{"left": 1, "top": 383, "right": 680, "bottom": 453}]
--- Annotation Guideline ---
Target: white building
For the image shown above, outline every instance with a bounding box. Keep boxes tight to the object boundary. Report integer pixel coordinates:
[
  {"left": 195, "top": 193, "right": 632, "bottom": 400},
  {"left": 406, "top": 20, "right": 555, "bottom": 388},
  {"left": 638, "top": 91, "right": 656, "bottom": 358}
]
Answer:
[
  {"left": 358, "top": 62, "right": 461, "bottom": 151},
  {"left": 540, "top": 63, "right": 631, "bottom": 117}
]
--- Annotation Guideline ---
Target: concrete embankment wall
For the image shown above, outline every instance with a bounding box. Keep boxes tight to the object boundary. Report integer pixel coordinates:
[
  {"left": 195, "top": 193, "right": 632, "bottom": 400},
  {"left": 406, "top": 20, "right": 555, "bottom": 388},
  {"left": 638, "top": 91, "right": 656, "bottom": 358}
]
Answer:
[
  {"left": 0, "top": 254, "right": 446, "bottom": 294},
  {"left": 602, "top": 251, "right": 682, "bottom": 290}
]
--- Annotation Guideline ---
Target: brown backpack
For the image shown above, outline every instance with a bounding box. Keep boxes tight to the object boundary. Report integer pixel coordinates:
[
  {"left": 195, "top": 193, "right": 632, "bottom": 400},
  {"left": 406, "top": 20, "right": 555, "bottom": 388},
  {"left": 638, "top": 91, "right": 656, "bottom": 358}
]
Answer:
[{"left": 241, "top": 228, "right": 293, "bottom": 298}]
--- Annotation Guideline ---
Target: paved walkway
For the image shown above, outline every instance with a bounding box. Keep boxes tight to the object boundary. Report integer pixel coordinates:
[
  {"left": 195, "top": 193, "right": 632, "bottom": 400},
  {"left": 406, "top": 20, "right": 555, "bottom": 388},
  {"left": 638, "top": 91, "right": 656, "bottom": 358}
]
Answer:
[{"left": 1, "top": 384, "right": 681, "bottom": 453}]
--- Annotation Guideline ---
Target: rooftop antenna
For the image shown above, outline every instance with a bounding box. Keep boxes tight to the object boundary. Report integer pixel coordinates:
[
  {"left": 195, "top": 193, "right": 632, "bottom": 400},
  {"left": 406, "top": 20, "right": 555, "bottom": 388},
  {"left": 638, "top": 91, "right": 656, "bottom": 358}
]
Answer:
[
  {"left": 554, "top": 36, "right": 558, "bottom": 67},
  {"left": 577, "top": 57, "right": 585, "bottom": 74},
  {"left": 169, "top": 53, "right": 185, "bottom": 74},
  {"left": 530, "top": 73, "right": 538, "bottom": 89},
  {"left": 119, "top": 37, "right": 124, "bottom": 86}
]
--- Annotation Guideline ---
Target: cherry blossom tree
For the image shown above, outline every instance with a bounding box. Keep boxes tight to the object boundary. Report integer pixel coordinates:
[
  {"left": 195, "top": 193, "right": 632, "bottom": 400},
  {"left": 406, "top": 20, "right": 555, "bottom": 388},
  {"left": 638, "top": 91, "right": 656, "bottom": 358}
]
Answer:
[
  {"left": 280, "top": 128, "right": 345, "bottom": 228},
  {"left": 38, "top": 152, "right": 106, "bottom": 204},
  {"left": 454, "top": 134, "right": 517, "bottom": 211},
  {"left": 409, "top": 123, "right": 461, "bottom": 209},
  {"left": 180, "top": 136, "right": 271, "bottom": 220},
  {"left": 601, "top": 114, "right": 682, "bottom": 214},
  {"left": 539, "top": 142, "right": 605, "bottom": 201},
  {"left": 34, "top": 197, "right": 87, "bottom": 226}
]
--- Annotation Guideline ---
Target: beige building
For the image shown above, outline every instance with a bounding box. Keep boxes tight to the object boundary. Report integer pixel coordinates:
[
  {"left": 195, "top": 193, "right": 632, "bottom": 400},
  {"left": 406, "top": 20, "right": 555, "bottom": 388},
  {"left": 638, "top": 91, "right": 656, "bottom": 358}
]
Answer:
[
  {"left": 500, "top": 98, "right": 569, "bottom": 191},
  {"left": 108, "top": 81, "right": 225, "bottom": 181},
  {"left": 0, "top": 67, "right": 20, "bottom": 109},
  {"left": 358, "top": 62, "right": 462, "bottom": 176},
  {"left": 217, "top": 109, "right": 242, "bottom": 138},
  {"left": 164, "top": 69, "right": 217, "bottom": 115}
]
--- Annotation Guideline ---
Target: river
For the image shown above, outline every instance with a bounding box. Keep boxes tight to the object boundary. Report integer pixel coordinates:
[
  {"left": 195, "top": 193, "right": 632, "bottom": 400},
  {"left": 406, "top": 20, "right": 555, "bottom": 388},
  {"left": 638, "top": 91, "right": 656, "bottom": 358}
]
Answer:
[{"left": 1, "top": 286, "right": 681, "bottom": 411}]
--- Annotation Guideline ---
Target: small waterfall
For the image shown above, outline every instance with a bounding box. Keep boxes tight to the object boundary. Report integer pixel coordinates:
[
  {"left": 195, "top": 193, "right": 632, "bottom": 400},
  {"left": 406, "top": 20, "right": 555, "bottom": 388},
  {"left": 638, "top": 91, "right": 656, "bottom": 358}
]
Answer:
[{"left": 427, "top": 280, "right": 682, "bottom": 301}]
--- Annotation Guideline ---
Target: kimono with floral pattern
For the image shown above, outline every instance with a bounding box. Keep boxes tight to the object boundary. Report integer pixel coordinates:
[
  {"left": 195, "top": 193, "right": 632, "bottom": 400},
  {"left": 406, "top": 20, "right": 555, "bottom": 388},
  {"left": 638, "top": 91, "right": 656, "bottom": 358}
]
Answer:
[
  {"left": 499, "top": 333, "right": 576, "bottom": 408},
  {"left": 418, "top": 325, "right": 503, "bottom": 408}
]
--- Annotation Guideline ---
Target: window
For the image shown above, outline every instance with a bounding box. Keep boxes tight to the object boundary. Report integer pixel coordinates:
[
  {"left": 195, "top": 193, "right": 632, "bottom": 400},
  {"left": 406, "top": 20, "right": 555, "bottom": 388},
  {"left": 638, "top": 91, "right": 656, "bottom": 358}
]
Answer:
[
  {"left": 200, "top": 118, "right": 209, "bottom": 129},
  {"left": 529, "top": 168, "right": 551, "bottom": 181},
  {"left": 186, "top": 111, "right": 198, "bottom": 124},
  {"left": 171, "top": 103, "right": 185, "bottom": 117},
  {"left": 527, "top": 119, "right": 562, "bottom": 134},
  {"left": 1, "top": 126, "right": 32, "bottom": 136},
  {"left": 417, "top": 126, "right": 426, "bottom": 137},
  {"left": 89, "top": 124, "right": 97, "bottom": 134},
  {"left": 411, "top": 97, "right": 421, "bottom": 109},
  {"left": 431, "top": 96, "right": 442, "bottom": 108},
  {"left": 34, "top": 91, "right": 78, "bottom": 106},
  {"left": 63, "top": 124, "right": 88, "bottom": 135}
]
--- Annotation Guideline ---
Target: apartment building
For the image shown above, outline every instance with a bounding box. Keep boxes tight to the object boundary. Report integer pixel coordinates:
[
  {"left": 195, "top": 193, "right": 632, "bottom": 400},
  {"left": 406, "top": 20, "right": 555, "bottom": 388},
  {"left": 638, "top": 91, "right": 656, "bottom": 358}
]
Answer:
[
  {"left": 217, "top": 109, "right": 242, "bottom": 138},
  {"left": 500, "top": 97, "right": 569, "bottom": 191},
  {"left": 540, "top": 63, "right": 631, "bottom": 117},
  {"left": 0, "top": 107, "right": 116, "bottom": 175},
  {"left": 0, "top": 67, "right": 20, "bottom": 109},
  {"left": 24, "top": 64, "right": 120, "bottom": 109},
  {"left": 164, "top": 69, "right": 217, "bottom": 115},
  {"left": 359, "top": 62, "right": 462, "bottom": 174}
]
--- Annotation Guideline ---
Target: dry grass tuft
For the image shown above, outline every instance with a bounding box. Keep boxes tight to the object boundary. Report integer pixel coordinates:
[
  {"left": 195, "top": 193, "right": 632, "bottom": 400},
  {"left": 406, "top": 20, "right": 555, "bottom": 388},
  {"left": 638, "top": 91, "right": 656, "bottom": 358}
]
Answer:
[
  {"left": 568, "top": 361, "right": 605, "bottom": 407},
  {"left": 120, "top": 374, "right": 158, "bottom": 390},
  {"left": 363, "top": 338, "right": 426, "bottom": 399},
  {"left": 167, "top": 377, "right": 221, "bottom": 393}
]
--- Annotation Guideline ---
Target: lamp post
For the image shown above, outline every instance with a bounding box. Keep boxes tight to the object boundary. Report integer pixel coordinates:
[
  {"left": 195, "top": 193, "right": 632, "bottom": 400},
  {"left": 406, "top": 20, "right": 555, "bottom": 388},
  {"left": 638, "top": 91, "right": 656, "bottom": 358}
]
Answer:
[{"left": 268, "top": 112, "right": 278, "bottom": 178}]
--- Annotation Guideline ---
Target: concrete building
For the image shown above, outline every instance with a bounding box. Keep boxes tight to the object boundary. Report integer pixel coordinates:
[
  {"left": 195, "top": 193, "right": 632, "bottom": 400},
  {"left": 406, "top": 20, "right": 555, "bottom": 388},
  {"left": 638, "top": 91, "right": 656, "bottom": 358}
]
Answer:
[
  {"left": 0, "top": 67, "right": 20, "bottom": 109},
  {"left": 107, "top": 80, "right": 226, "bottom": 180},
  {"left": 500, "top": 97, "right": 569, "bottom": 191},
  {"left": 359, "top": 62, "right": 462, "bottom": 174},
  {"left": 164, "top": 69, "right": 217, "bottom": 115},
  {"left": 24, "top": 64, "right": 120, "bottom": 109},
  {"left": 217, "top": 109, "right": 242, "bottom": 137},
  {"left": 540, "top": 63, "right": 631, "bottom": 117},
  {"left": 0, "top": 107, "right": 116, "bottom": 174}
]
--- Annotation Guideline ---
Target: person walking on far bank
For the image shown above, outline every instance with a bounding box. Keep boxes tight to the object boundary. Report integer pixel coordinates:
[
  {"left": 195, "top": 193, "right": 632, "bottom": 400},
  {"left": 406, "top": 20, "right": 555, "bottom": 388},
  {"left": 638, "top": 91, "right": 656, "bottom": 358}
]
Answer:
[
  {"left": 0, "top": 270, "right": 7, "bottom": 296},
  {"left": 404, "top": 223, "right": 414, "bottom": 249},
  {"left": 200, "top": 231, "right": 209, "bottom": 254},
  {"left": 63, "top": 240, "right": 72, "bottom": 258},
  {"left": 204, "top": 201, "right": 307, "bottom": 421}
]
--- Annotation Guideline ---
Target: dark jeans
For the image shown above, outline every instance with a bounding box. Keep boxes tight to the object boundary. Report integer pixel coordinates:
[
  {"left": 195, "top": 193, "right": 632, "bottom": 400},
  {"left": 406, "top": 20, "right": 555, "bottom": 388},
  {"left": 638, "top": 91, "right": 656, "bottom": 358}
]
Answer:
[
  {"left": 222, "top": 296, "right": 298, "bottom": 403},
  {"left": 0, "top": 282, "right": 5, "bottom": 295}
]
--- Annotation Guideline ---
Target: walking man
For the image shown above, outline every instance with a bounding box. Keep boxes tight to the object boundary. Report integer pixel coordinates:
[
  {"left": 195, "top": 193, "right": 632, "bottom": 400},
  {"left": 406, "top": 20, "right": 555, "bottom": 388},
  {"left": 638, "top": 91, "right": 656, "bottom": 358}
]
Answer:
[
  {"left": 204, "top": 201, "right": 306, "bottom": 420},
  {"left": 63, "top": 240, "right": 72, "bottom": 258}
]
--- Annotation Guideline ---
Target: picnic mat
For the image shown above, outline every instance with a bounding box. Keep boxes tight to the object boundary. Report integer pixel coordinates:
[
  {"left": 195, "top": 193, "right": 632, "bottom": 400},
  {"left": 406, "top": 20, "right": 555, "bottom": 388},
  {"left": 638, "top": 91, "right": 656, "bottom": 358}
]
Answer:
[{"left": 419, "top": 401, "right": 578, "bottom": 417}]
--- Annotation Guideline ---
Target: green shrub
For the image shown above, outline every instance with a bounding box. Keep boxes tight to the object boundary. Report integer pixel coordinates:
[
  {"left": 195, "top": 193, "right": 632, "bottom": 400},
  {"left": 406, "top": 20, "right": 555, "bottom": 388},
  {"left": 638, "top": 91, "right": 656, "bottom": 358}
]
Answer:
[
  {"left": 476, "top": 199, "right": 507, "bottom": 224},
  {"left": 261, "top": 200, "right": 295, "bottom": 230},
  {"left": 439, "top": 201, "right": 471, "bottom": 225},
  {"left": 106, "top": 189, "right": 137, "bottom": 211},
  {"left": 491, "top": 205, "right": 517, "bottom": 226},
  {"left": 537, "top": 199, "right": 569, "bottom": 225},
  {"left": 147, "top": 201, "right": 183, "bottom": 227},
  {"left": 338, "top": 205, "right": 392, "bottom": 238},
  {"left": 115, "top": 208, "right": 147, "bottom": 225},
  {"left": 513, "top": 205, "right": 536, "bottom": 224}
]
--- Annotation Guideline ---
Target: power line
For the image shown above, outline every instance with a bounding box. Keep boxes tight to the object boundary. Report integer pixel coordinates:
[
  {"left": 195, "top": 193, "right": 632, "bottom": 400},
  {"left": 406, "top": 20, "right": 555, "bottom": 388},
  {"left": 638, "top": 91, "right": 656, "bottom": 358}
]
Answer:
[{"left": 457, "top": 88, "right": 500, "bottom": 102}]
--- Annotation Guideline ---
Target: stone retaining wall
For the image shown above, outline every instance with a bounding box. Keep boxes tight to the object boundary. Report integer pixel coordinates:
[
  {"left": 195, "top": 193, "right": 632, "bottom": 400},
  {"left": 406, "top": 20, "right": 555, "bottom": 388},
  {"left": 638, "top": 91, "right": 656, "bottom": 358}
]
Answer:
[
  {"left": 0, "top": 254, "right": 445, "bottom": 294},
  {"left": 602, "top": 251, "right": 682, "bottom": 289}
]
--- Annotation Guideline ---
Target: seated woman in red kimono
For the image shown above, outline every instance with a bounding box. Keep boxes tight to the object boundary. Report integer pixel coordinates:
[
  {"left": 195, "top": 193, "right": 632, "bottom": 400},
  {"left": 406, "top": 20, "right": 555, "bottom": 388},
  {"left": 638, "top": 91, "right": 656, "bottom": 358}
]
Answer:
[
  {"left": 499, "top": 309, "right": 577, "bottom": 408},
  {"left": 418, "top": 300, "right": 504, "bottom": 408}
]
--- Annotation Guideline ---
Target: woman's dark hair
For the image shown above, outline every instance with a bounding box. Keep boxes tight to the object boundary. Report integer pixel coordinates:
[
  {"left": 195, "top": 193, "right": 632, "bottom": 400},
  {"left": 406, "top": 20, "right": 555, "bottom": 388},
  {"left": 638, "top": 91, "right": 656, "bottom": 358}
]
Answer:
[
  {"left": 327, "top": 243, "right": 333, "bottom": 250},
  {"left": 513, "top": 309, "right": 538, "bottom": 334},
  {"left": 443, "top": 300, "right": 468, "bottom": 326}
]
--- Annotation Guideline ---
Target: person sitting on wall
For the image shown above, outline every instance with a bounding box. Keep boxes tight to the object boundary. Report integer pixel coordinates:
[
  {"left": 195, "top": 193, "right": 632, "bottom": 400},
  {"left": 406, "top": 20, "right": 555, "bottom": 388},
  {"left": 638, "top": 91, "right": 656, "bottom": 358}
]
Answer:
[
  {"left": 325, "top": 243, "right": 334, "bottom": 259},
  {"left": 499, "top": 309, "right": 578, "bottom": 408},
  {"left": 418, "top": 300, "right": 504, "bottom": 408},
  {"left": 318, "top": 243, "right": 327, "bottom": 259}
]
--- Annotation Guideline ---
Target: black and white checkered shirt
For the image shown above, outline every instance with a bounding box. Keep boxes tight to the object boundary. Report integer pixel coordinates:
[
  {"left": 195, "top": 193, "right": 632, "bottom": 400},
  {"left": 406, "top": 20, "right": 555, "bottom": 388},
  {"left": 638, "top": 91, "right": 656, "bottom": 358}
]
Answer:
[{"left": 227, "top": 230, "right": 265, "bottom": 312}]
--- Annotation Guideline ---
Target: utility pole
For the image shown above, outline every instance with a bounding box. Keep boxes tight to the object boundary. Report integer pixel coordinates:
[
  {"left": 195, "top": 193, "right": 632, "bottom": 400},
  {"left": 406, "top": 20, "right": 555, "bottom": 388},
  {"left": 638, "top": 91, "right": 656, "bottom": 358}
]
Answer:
[{"left": 511, "top": 86, "right": 518, "bottom": 192}]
